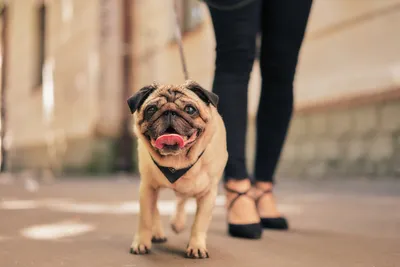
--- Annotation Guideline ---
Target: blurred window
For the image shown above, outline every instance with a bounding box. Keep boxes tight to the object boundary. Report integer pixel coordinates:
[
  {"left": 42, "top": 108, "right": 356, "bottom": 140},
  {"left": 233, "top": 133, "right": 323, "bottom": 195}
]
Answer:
[{"left": 34, "top": 2, "right": 46, "bottom": 89}]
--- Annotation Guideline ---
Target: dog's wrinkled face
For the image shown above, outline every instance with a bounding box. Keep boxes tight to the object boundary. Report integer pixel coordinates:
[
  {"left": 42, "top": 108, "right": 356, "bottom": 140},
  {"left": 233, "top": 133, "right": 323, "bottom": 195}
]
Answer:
[{"left": 127, "top": 80, "right": 219, "bottom": 156}]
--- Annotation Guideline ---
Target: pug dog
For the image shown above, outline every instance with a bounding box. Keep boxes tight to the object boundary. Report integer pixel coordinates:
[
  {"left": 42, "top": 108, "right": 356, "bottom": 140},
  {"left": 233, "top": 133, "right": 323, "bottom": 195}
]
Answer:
[{"left": 127, "top": 80, "right": 228, "bottom": 259}]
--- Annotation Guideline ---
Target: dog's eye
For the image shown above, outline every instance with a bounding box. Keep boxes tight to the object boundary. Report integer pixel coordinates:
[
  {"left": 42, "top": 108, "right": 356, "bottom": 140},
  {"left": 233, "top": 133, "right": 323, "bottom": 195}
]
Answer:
[
  {"left": 184, "top": 105, "right": 197, "bottom": 115},
  {"left": 144, "top": 105, "right": 158, "bottom": 119}
]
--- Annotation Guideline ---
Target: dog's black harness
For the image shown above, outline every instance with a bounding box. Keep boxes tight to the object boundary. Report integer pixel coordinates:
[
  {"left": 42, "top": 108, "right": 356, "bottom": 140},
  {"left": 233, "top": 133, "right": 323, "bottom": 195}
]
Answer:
[{"left": 151, "top": 150, "right": 205, "bottom": 184}]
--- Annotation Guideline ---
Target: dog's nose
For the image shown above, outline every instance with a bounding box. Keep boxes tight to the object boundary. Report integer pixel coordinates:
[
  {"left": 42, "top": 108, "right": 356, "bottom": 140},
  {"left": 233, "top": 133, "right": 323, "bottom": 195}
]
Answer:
[{"left": 163, "top": 110, "right": 177, "bottom": 116}]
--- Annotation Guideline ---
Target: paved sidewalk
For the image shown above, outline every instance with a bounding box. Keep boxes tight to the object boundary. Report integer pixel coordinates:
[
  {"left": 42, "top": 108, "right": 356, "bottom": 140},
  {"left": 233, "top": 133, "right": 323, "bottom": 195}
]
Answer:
[{"left": 0, "top": 176, "right": 399, "bottom": 267}]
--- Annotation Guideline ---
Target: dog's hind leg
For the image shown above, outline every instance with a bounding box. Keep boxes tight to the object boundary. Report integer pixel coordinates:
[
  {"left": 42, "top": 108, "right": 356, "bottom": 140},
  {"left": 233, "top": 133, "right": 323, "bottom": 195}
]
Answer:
[{"left": 170, "top": 195, "right": 188, "bottom": 233}]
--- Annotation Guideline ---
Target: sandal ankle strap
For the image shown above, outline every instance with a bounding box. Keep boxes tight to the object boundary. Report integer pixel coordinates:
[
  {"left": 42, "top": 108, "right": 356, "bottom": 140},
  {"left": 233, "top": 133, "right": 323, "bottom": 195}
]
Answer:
[
  {"left": 224, "top": 185, "right": 252, "bottom": 211},
  {"left": 254, "top": 188, "right": 273, "bottom": 205}
]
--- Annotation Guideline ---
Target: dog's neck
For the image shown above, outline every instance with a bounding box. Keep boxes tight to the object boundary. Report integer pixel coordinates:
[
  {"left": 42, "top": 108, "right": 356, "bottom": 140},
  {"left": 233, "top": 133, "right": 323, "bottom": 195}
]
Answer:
[{"left": 150, "top": 150, "right": 205, "bottom": 184}]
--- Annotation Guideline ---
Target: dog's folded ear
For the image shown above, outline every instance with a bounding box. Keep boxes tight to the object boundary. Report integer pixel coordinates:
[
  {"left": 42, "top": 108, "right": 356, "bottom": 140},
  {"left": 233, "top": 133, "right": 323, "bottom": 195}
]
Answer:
[
  {"left": 127, "top": 84, "right": 158, "bottom": 114},
  {"left": 185, "top": 80, "right": 219, "bottom": 107}
]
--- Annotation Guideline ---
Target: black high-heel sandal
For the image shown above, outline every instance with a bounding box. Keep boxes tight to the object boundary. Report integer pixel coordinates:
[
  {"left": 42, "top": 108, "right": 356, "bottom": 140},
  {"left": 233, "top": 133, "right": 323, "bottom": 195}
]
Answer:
[
  {"left": 255, "top": 188, "right": 289, "bottom": 230},
  {"left": 224, "top": 185, "right": 262, "bottom": 239}
]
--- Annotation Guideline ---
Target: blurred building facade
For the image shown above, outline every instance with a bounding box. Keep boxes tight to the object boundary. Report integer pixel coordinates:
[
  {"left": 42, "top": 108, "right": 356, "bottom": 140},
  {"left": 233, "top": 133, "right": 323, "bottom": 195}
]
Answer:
[
  {"left": 0, "top": 0, "right": 399, "bottom": 177},
  {"left": 1, "top": 0, "right": 125, "bottom": 174}
]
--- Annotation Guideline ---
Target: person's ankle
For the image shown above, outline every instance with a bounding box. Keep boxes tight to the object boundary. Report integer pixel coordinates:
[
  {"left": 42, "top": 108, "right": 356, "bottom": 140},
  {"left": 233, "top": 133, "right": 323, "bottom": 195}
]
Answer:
[
  {"left": 254, "top": 181, "right": 281, "bottom": 218},
  {"left": 255, "top": 181, "right": 273, "bottom": 191},
  {"left": 225, "top": 179, "right": 251, "bottom": 192}
]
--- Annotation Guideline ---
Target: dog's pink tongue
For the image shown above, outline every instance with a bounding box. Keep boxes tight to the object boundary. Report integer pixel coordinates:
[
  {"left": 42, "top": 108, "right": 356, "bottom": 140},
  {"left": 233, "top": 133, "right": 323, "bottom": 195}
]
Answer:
[{"left": 155, "top": 134, "right": 185, "bottom": 149}]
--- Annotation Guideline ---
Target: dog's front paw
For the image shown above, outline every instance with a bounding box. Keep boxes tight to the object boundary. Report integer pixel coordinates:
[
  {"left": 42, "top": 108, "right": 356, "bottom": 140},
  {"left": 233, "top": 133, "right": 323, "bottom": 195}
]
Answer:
[
  {"left": 130, "top": 236, "right": 152, "bottom": 255},
  {"left": 186, "top": 240, "right": 209, "bottom": 259},
  {"left": 152, "top": 221, "right": 167, "bottom": 243},
  {"left": 151, "top": 234, "right": 167, "bottom": 243}
]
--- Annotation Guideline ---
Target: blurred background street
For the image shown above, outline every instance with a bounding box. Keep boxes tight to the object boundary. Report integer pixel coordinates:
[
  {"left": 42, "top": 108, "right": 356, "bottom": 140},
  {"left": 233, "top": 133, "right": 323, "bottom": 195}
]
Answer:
[
  {"left": 1, "top": 176, "right": 399, "bottom": 267},
  {"left": 0, "top": 0, "right": 399, "bottom": 266}
]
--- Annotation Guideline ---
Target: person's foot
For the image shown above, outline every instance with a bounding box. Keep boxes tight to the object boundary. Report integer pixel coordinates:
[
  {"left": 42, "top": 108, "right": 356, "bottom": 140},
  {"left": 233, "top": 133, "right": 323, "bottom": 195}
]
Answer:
[
  {"left": 254, "top": 182, "right": 289, "bottom": 230},
  {"left": 225, "top": 179, "right": 259, "bottom": 224},
  {"left": 225, "top": 179, "right": 262, "bottom": 239},
  {"left": 254, "top": 182, "right": 281, "bottom": 218}
]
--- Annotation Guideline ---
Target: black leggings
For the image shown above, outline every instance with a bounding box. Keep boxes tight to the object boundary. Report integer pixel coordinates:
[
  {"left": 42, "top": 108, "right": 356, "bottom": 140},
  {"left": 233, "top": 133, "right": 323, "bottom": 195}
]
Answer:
[{"left": 207, "top": 0, "right": 313, "bottom": 183}]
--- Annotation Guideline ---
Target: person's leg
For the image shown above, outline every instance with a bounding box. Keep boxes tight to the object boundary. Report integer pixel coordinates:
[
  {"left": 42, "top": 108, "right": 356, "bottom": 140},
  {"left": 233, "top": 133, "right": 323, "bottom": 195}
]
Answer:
[
  {"left": 207, "top": 0, "right": 262, "bottom": 238},
  {"left": 209, "top": 2, "right": 259, "bottom": 181},
  {"left": 255, "top": 0, "right": 313, "bottom": 220}
]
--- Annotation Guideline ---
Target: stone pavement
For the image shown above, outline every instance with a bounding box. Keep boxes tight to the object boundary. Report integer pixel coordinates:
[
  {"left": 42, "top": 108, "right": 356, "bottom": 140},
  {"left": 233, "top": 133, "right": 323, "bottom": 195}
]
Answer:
[{"left": 0, "top": 176, "right": 399, "bottom": 267}]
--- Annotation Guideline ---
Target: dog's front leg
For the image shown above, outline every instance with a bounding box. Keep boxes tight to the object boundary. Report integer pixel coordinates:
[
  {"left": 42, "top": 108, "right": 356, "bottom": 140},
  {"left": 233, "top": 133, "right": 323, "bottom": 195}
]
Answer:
[
  {"left": 130, "top": 182, "right": 156, "bottom": 255},
  {"left": 186, "top": 188, "right": 217, "bottom": 259},
  {"left": 151, "top": 200, "right": 167, "bottom": 243}
]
